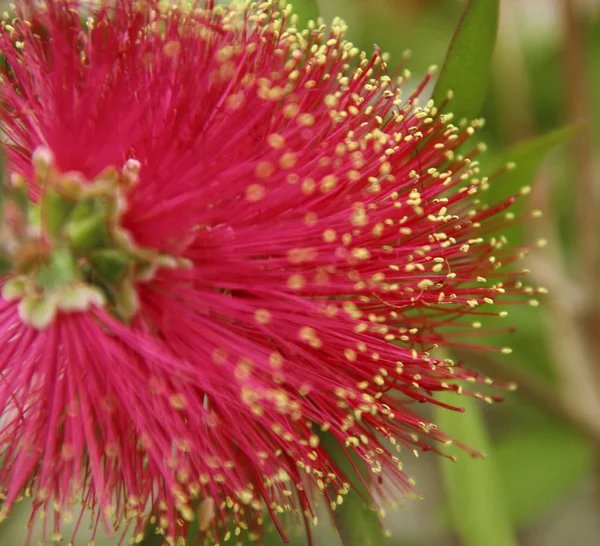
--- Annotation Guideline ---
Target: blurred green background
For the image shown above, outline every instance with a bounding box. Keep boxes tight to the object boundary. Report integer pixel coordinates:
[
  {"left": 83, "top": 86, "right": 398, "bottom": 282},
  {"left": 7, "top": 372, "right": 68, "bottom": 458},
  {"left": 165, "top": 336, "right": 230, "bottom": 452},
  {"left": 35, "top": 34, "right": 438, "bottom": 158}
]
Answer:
[{"left": 2, "top": 0, "right": 600, "bottom": 545}]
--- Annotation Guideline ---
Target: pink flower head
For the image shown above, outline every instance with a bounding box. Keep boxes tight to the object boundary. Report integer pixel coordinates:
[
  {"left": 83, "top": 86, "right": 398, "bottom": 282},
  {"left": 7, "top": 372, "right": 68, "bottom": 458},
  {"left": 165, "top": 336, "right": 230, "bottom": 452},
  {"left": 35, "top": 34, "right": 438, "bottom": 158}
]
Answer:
[{"left": 0, "top": 1, "right": 538, "bottom": 544}]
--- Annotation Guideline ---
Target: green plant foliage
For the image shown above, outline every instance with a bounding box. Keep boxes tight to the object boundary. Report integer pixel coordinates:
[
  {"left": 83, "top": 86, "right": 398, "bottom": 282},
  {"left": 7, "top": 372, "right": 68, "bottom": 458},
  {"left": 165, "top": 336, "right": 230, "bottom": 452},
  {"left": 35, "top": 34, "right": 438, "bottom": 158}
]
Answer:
[
  {"left": 137, "top": 525, "right": 165, "bottom": 546},
  {"left": 472, "top": 305, "right": 556, "bottom": 382},
  {"left": 291, "top": 0, "right": 321, "bottom": 28},
  {"left": 485, "top": 126, "right": 578, "bottom": 205},
  {"left": 483, "top": 126, "right": 578, "bottom": 244},
  {"left": 435, "top": 395, "right": 517, "bottom": 546},
  {"left": 321, "top": 433, "right": 386, "bottom": 546},
  {"left": 432, "top": 0, "right": 499, "bottom": 121},
  {"left": 495, "top": 422, "right": 593, "bottom": 527}
]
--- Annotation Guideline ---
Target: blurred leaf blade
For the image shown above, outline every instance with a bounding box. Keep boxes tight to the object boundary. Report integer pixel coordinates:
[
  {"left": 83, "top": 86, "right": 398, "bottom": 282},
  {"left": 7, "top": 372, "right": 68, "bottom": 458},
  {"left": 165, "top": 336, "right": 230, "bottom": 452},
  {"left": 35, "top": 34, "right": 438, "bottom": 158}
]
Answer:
[
  {"left": 486, "top": 126, "right": 579, "bottom": 199},
  {"left": 435, "top": 394, "right": 517, "bottom": 546},
  {"left": 137, "top": 525, "right": 166, "bottom": 546},
  {"left": 291, "top": 0, "right": 321, "bottom": 29},
  {"left": 432, "top": 0, "right": 499, "bottom": 120},
  {"left": 496, "top": 422, "right": 593, "bottom": 527},
  {"left": 484, "top": 126, "right": 578, "bottom": 243},
  {"left": 0, "top": 501, "right": 27, "bottom": 542},
  {"left": 321, "top": 433, "right": 386, "bottom": 546}
]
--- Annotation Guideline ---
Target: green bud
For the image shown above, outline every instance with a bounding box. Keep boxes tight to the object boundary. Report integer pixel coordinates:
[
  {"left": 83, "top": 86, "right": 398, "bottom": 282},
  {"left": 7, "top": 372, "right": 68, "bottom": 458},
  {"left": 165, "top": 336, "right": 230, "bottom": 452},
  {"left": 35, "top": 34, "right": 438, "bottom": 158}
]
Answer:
[
  {"left": 18, "top": 295, "right": 58, "bottom": 330},
  {"left": 115, "top": 277, "right": 139, "bottom": 321},
  {"left": 156, "top": 255, "right": 178, "bottom": 269},
  {"left": 2, "top": 152, "right": 191, "bottom": 329},
  {"left": 122, "top": 159, "right": 141, "bottom": 187},
  {"left": 136, "top": 261, "right": 157, "bottom": 282},
  {"left": 1, "top": 276, "right": 27, "bottom": 301},
  {"left": 58, "top": 284, "right": 105, "bottom": 312}
]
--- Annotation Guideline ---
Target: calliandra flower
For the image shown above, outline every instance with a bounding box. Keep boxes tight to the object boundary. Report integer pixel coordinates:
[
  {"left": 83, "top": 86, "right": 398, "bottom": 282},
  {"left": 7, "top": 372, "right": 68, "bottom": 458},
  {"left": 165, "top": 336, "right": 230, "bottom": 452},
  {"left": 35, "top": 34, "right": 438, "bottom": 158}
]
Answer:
[{"left": 0, "top": 0, "right": 542, "bottom": 544}]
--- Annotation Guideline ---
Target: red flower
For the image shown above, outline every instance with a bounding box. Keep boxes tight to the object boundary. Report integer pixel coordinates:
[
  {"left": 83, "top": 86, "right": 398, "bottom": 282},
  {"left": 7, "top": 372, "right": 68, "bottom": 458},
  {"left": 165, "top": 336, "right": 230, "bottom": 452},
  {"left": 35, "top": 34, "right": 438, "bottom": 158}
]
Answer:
[{"left": 0, "top": 1, "right": 537, "bottom": 544}]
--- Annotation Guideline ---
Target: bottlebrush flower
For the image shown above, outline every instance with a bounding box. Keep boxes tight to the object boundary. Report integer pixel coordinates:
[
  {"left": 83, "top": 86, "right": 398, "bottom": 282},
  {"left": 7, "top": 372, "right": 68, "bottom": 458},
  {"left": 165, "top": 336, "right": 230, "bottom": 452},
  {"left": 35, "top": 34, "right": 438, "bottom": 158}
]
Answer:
[{"left": 0, "top": 1, "right": 539, "bottom": 544}]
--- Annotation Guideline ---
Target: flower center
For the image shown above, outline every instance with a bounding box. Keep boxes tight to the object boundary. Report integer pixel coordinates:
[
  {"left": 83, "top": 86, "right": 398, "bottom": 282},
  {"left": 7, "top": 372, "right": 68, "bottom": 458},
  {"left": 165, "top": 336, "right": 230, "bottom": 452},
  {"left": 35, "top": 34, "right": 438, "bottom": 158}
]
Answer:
[{"left": 0, "top": 147, "right": 187, "bottom": 329}]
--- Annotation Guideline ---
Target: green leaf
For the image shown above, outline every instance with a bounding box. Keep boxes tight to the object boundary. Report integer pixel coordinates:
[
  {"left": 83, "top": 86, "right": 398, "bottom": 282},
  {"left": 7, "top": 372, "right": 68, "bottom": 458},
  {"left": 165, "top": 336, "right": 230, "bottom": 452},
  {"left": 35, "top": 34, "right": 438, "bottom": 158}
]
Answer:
[
  {"left": 496, "top": 421, "right": 593, "bottom": 527},
  {"left": 291, "top": 0, "right": 321, "bottom": 29},
  {"left": 485, "top": 126, "right": 579, "bottom": 204},
  {"left": 0, "top": 501, "right": 27, "bottom": 541},
  {"left": 483, "top": 126, "right": 578, "bottom": 243},
  {"left": 320, "top": 432, "right": 386, "bottom": 546},
  {"left": 432, "top": 0, "right": 499, "bottom": 121},
  {"left": 466, "top": 304, "right": 556, "bottom": 382},
  {"left": 136, "top": 525, "right": 166, "bottom": 546},
  {"left": 435, "top": 394, "right": 517, "bottom": 546}
]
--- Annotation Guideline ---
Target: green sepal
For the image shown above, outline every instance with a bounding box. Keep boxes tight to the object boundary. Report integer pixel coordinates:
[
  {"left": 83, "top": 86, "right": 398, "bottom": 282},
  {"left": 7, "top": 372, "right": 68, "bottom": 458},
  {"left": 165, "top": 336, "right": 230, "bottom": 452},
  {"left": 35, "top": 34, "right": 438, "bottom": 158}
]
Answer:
[
  {"left": 35, "top": 247, "right": 79, "bottom": 291},
  {"left": 88, "top": 248, "right": 133, "bottom": 284},
  {"left": 67, "top": 198, "right": 95, "bottom": 222},
  {"left": 43, "top": 190, "right": 75, "bottom": 238},
  {"left": 65, "top": 207, "right": 109, "bottom": 253}
]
